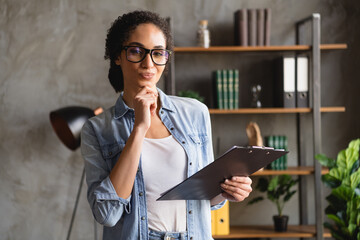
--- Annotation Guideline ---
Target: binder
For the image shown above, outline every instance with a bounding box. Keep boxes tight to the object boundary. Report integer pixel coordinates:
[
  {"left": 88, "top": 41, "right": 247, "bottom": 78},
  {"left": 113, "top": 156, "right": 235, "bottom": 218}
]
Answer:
[
  {"left": 274, "top": 56, "right": 296, "bottom": 108},
  {"left": 211, "top": 210, "right": 216, "bottom": 235},
  {"left": 296, "top": 56, "right": 309, "bottom": 107},
  {"left": 157, "top": 146, "right": 288, "bottom": 200},
  {"left": 214, "top": 201, "right": 230, "bottom": 235}
]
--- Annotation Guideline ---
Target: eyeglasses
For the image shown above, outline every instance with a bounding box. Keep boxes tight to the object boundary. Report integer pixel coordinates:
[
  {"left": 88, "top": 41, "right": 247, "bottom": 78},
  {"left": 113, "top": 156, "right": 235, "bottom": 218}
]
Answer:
[{"left": 122, "top": 46, "right": 172, "bottom": 66}]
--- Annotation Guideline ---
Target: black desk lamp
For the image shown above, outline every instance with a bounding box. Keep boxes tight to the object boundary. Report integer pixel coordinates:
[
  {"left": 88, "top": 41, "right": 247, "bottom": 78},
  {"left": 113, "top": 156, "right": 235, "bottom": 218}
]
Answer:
[{"left": 50, "top": 106, "right": 103, "bottom": 240}]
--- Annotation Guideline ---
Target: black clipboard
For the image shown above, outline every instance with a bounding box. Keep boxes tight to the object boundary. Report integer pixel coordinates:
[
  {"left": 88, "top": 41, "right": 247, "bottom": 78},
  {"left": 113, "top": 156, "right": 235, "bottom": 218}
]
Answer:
[{"left": 157, "top": 146, "right": 288, "bottom": 201}]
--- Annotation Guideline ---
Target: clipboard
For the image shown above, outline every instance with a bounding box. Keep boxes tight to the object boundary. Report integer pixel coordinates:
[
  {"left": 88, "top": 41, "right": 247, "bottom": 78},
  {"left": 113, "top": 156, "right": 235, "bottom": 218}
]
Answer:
[{"left": 157, "top": 146, "right": 288, "bottom": 201}]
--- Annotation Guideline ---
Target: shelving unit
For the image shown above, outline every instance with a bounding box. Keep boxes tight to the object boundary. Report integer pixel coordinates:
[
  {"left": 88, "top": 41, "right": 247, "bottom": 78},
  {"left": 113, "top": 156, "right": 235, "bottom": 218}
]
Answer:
[
  {"left": 165, "top": 13, "right": 346, "bottom": 240},
  {"left": 213, "top": 225, "right": 331, "bottom": 239}
]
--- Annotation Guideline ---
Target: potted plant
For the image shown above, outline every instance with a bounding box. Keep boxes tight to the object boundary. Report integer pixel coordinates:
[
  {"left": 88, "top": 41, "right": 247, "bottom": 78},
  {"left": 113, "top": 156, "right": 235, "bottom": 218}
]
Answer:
[
  {"left": 316, "top": 138, "right": 360, "bottom": 240},
  {"left": 248, "top": 174, "right": 299, "bottom": 232}
]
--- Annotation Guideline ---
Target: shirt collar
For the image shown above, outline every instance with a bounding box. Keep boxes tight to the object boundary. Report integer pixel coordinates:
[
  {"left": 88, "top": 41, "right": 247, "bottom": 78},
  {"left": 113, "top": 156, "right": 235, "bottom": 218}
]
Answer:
[{"left": 114, "top": 88, "right": 176, "bottom": 119}]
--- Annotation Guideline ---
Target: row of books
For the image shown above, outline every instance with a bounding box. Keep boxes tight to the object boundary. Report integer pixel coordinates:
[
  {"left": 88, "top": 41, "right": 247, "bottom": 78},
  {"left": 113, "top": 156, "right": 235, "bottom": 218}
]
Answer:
[
  {"left": 211, "top": 201, "right": 229, "bottom": 235},
  {"left": 213, "top": 69, "right": 239, "bottom": 109},
  {"left": 274, "top": 55, "right": 309, "bottom": 108},
  {"left": 234, "top": 8, "right": 271, "bottom": 46},
  {"left": 265, "top": 135, "right": 288, "bottom": 170}
]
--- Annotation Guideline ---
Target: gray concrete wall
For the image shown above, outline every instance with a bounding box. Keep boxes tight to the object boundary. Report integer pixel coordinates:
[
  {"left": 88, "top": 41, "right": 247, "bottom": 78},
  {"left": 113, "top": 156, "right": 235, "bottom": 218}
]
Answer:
[{"left": 0, "top": 0, "right": 359, "bottom": 239}]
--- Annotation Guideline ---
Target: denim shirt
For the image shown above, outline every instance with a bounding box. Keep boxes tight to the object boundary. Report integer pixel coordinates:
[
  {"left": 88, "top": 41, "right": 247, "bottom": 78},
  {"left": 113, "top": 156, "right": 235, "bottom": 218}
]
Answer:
[{"left": 81, "top": 88, "right": 225, "bottom": 240}]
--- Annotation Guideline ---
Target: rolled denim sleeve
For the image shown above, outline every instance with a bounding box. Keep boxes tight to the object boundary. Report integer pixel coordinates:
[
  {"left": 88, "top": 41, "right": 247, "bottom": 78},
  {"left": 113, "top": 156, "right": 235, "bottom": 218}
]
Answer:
[{"left": 81, "top": 120, "right": 131, "bottom": 227}]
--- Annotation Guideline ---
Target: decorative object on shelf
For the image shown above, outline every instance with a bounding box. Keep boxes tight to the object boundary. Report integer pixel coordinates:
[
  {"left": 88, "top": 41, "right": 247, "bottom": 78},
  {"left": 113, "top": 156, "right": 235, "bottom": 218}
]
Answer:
[
  {"left": 213, "top": 69, "right": 239, "bottom": 109},
  {"left": 250, "top": 84, "right": 262, "bottom": 108},
  {"left": 197, "top": 20, "right": 210, "bottom": 48},
  {"left": 248, "top": 174, "right": 299, "bottom": 232},
  {"left": 50, "top": 106, "right": 103, "bottom": 240},
  {"left": 316, "top": 138, "right": 360, "bottom": 240},
  {"left": 246, "top": 121, "right": 263, "bottom": 147},
  {"left": 234, "top": 8, "right": 271, "bottom": 47},
  {"left": 265, "top": 136, "right": 288, "bottom": 170},
  {"left": 177, "top": 90, "right": 205, "bottom": 103}
]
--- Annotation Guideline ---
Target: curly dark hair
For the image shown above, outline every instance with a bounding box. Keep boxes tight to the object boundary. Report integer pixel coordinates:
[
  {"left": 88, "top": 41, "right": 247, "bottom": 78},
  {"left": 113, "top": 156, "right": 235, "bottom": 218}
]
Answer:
[{"left": 104, "top": 10, "right": 174, "bottom": 93}]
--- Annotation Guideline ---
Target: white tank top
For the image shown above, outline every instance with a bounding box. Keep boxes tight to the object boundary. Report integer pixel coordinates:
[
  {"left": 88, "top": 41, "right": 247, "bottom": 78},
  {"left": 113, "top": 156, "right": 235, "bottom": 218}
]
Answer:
[{"left": 141, "top": 135, "right": 187, "bottom": 232}]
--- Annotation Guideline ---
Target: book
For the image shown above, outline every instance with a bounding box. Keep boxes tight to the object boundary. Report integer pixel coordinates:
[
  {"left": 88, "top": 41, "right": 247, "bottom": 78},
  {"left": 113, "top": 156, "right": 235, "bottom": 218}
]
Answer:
[
  {"left": 222, "top": 69, "right": 229, "bottom": 109},
  {"left": 214, "top": 70, "right": 224, "bottom": 109},
  {"left": 264, "top": 8, "right": 271, "bottom": 46},
  {"left": 248, "top": 9, "right": 257, "bottom": 46},
  {"left": 256, "top": 9, "right": 265, "bottom": 46},
  {"left": 157, "top": 146, "right": 288, "bottom": 200},
  {"left": 234, "top": 9, "right": 248, "bottom": 46},
  {"left": 228, "top": 69, "right": 234, "bottom": 110},
  {"left": 233, "top": 69, "right": 239, "bottom": 109}
]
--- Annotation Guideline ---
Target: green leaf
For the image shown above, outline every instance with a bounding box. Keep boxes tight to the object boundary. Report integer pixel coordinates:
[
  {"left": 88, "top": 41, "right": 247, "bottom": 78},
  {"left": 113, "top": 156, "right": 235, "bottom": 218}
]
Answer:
[
  {"left": 329, "top": 168, "right": 345, "bottom": 183},
  {"left": 327, "top": 214, "right": 346, "bottom": 227},
  {"left": 316, "top": 153, "right": 336, "bottom": 168},
  {"left": 337, "top": 150, "right": 347, "bottom": 170},
  {"left": 268, "top": 176, "right": 279, "bottom": 191},
  {"left": 322, "top": 174, "right": 342, "bottom": 188},
  {"left": 350, "top": 171, "right": 360, "bottom": 189},
  {"left": 247, "top": 196, "right": 264, "bottom": 205},
  {"left": 348, "top": 223, "right": 357, "bottom": 236},
  {"left": 326, "top": 193, "right": 347, "bottom": 211},
  {"left": 332, "top": 186, "right": 353, "bottom": 201},
  {"left": 350, "top": 159, "right": 359, "bottom": 175},
  {"left": 284, "top": 190, "right": 296, "bottom": 202}
]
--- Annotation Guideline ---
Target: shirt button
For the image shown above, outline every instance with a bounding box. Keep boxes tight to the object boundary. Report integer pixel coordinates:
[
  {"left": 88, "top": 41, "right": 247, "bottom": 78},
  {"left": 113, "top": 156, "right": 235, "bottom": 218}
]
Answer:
[
  {"left": 189, "top": 210, "right": 192, "bottom": 214},
  {"left": 190, "top": 237, "right": 193, "bottom": 240},
  {"left": 170, "top": 127, "right": 174, "bottom": 131},
  {"left": 182, "top": 141, "right": 185, "bottom": 144},
  {"left": 139, "top": 192, "right": 143, "bottom": 196},
  {"left": 189, "top": 162, "right": 192, "bottom": 165},
  {"left": 161, "top": 110, "right": 164, "bottom": 114},
  {"left": 141, "top": 216, "right": 145, "bottom": 220}
]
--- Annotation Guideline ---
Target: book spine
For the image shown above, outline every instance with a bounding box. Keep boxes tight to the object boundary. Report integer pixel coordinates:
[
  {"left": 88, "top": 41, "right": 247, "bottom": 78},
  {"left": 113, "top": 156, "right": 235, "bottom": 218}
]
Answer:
[
  {"left": 256, "top": 9, "right": 265, "bottom": 46},
  {"left": 264, "top": 8, "right": 271, "bottom": 46},
  {"left": 278, "top": 136, "right": 284, "bottom": 170},
  {"left": 228, "top": 69, "right": 234, "bottom": 110},
  {"left": 216, "top": 70, "right": 224, "bottom": 109},
  {"left": 273, "top": 136, "right": 280, "bottom": 170},
  {"left": 283, "top": 136, "right": 288, "bottom": 169},
  {"left": 222, "top": 69, "right": 229, "bottom": 109},
  {"left": 248, "top": 9, "right": 257, "bottom": 46},
  {"left": 233, "top": 69, "right": 239, "bottom": 109},
  {"left": 240, "top": 9, "right": 248, "bottom": 46}
]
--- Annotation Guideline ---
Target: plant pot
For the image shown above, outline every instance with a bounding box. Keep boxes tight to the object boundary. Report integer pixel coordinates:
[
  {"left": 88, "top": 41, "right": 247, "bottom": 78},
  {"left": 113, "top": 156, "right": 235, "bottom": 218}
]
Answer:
[{"left": 273, "top": 215, "right": 289, "bottom": 232}]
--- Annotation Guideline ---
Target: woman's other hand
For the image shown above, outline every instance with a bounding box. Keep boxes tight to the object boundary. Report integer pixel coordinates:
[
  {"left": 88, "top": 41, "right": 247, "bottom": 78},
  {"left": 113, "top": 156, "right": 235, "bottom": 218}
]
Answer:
[
  {"left": 220, "top": 176, "right": 252, "bottom": 202},
  {"left": 133, "top": 86, "right": 158, "bottom": 133}
]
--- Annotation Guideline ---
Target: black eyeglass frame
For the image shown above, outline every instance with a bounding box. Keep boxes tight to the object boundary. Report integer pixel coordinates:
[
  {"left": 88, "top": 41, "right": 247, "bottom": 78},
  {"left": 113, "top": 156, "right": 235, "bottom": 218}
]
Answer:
[{"left": 122, "top": 46, "right": 172, "bottom": 66}]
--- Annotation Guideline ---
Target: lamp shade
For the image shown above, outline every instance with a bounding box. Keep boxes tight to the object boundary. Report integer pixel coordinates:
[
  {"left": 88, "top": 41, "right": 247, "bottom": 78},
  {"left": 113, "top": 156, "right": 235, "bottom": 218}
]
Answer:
[{"left": 50, "top": 106, "right": 95, "bottom": 151}]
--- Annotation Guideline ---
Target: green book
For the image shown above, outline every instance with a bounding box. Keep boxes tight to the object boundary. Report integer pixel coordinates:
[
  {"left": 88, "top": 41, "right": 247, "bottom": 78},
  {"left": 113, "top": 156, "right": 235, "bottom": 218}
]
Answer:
[
  {"left": 222, "top": 69, "right": 229, "bottom": 109},
  {"left": 283, "top": 136, "right": 288, "bottom": 169},
  {"left": 233, "top": 70, "right": 239, "bottom": 109},
  {"left": 273, "top": 136, "right": 280, "bottom": 170},
  {"left": 214, "top": 70, "right": 223, "bottom": 109},
  {"left": 278, "top": 136, "right": 284, "bottom": 170},
  {"left": 228, "top": 69, "right": 234, "bottom": 110}
]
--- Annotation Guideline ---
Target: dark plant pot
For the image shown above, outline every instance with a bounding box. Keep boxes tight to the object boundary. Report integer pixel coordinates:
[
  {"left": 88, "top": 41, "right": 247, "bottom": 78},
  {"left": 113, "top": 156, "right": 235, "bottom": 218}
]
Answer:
[{"left": 273, "top": 215, "right": 289, "bottom": 232}]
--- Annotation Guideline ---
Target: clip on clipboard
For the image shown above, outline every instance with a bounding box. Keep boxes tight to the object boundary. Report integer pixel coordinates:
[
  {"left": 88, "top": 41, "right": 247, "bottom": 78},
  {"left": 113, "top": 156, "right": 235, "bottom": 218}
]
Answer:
[{"left": 157, "top": 146, "right": 288, "bottom": 201}]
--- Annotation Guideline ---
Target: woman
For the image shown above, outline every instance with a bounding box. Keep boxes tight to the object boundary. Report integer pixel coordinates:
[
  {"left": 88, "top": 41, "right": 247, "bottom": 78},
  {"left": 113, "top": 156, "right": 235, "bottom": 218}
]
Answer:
[{"left": 81, "top": 10, "right": 252, "bottom": 240}]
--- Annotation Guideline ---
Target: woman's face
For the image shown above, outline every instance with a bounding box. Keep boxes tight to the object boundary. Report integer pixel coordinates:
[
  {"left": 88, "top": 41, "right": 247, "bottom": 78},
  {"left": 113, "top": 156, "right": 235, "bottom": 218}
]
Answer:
[{"left": 116, "top": 23, "right": 167, "bottom": 92}]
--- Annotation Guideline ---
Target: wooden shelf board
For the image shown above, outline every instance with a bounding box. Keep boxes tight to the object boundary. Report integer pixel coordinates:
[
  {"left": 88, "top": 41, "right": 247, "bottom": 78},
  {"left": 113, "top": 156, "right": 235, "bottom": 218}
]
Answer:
[
  {"left": 252, "top": 166, "right": 329, "bottom": 176},
  {"left": 213, "top": 225, "right": 331, "bottom": 239},
  {"left": 209, "top": 107, "right": 345, "bottom": 114},
  {"left": 174, "top": 44, "right": 347, "bottom": 52}
]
